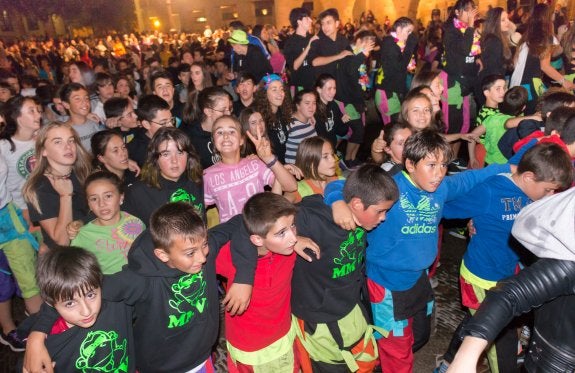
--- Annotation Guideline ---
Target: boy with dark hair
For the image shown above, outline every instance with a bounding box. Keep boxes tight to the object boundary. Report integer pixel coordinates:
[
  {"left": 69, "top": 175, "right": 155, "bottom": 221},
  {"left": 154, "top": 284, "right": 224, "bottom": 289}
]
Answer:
[
  {"left": 175, "top": 63, "right": 191, "bottom": 103},
  {"left": 468, "top": 80, "right": 530, "bottom": 167},
  {"left": 128, "top": 94, "right": 173, "bottom": 166},
  {"left": 150, "top": 69, "right": 183, "bottom": 125},
  {"left": 60, "top": 82, "right": 101, "bottom": 151},
  {"left": 233, "top": 72, "right": 257, "bottom": 116},
  {"left": 326, "top": 129, "right": 517, "bottom": 373},
  {"left": 21, "top": 246, "right": 135, "bottom": 372},
  {"left": 291, "top": 164, "right": 398, "bottom": 372},
  {"left": 512, "top": 107, "right": 575, "bottom": 159},
  {"left": 25, "top": 202, "right": 254, "bottom": 373},
  {"left": 91, "top": 72, "right": 115, "bottom": 122},
  {"left": 216, "top": 192, "right": 316, "bottom": 372},
  {"left": 308, "top": 9, "right": 353, "bottom": 79},
  {"left": 437, "top": 142, "right": 573, "bottom": 372},
  {"left": 283, "top": 7, "right": 317, "bottom": 90},
  {"left": 103, "top": 97, "right": 139, "bottom": 144},
  {"left": 498, "top": 90, "right": 575, "bottom": 159}
]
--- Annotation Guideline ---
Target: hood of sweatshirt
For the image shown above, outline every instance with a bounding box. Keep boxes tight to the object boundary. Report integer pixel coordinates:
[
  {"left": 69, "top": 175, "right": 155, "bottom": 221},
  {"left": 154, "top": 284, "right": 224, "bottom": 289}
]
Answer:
[
  {"left": 511, "top": 188, "right": 575, "bottom": 261},
  {"left": 127, "top": 229, "right": 185, "bottom": 278}
]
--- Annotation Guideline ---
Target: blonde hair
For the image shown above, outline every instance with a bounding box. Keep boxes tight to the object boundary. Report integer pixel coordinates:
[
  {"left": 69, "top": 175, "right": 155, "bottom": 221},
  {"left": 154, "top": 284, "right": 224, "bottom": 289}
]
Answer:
[{"left": 22, "top": 122, "right": 92, "bottom": 213}]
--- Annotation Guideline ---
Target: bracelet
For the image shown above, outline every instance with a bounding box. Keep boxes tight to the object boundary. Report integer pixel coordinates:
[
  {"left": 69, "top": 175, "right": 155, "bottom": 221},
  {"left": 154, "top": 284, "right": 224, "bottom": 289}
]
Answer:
[
  {"left": 559, "top": 77, "right": 566, "bottom": 86},
  {"left": 265, "top": 156, "right": 278, "bottom": 168}
]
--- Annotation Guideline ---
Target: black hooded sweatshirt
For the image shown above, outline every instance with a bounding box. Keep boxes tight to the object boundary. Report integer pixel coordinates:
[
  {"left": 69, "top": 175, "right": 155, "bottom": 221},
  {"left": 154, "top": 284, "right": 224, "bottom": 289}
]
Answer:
[
  {"left": 123, "top": 175, "right": 204, "bottom": 225},
  {"left": 103, "top": 216, "right": 253, "bottom": 372}
]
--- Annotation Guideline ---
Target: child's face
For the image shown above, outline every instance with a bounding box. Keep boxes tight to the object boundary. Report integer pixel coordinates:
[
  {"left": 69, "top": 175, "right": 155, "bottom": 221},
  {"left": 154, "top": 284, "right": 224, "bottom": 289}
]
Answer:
[
  {"left": 0, "top": 87, "right": 12, "bottom": 102},
  {"left": 178, "top": 71, "right": 190, "bottom": 86},
  {"left": 405, "top": 152, "right": 448, "bottom": 192},
  {"left": 97, "top": 81, "right": 115, "bottom": 101},
  {"left": 296, "top": 92, "right": 317, "bottom": 121},
  {"left": 317, "top": 141, "right": 337, "bottom": 178},
  {"left": 99, "top": 135, "right": 129, "bottom": 173},
  {"left": 115, "top": 79, "right": 131, "bottom": 98},
  {"left": 385, "top": 128, "right": 412, "bottom": 164},
  {"left": 396, "top": 24, "right": 414, "bottom": 42},
  {"left": 17, "top": 99, "right": 42, "bottom": 133},
  {"left": 430, "top": 76, "right": 444, "bottom": 98},
  {"left": 236, "top": 80, "right": 257, "bottom": 102},
  {"left": 484, "top": 80, "right": 507, "bottom": 104},
  {"left": 144, "top": 109, "right": 173, "bottom": 137},
  {"left": 53, "top": 288, "right": 102, "bottom": 329},
  {"left": 266, "top": 81, "right": 285, "bottom": 109},
  {"left": 500, "top": 11, "right": 511, "bottom": 33},
  {"left": 153, "top": 77, "right": 175, "bottom": 104},
  {"left": 320, "top": 16, "right": 339, "bottom": 37},
  {"left": 156, "top": 234, "right": 209, "bottom": 274},
  {"left": 521, "top": 174, "right": 561, "bottom": 201},
  {"left": 42, "top": 127, "right": 77, "bottom": 167},
  {"left": 119, "top": 101, "right": 138, "bottom": 129},
  {"left": 86, "top": 179, "right": 123, "bottom": 225},
  {"left": 157, "top": 139, "right": 188, "bottom": 181},
  {"left": 247, "top": 112, "right": 266, "bottom": 137},
  {"left": 206, "top": 96, "right": 232, "bottom": 122},
  {"left": 68, "top": 64, "right": 83, "bottom": 84},
  {"left": 190, "top": 65, "right": 204, "bottom": 88},
  {"left": 65, "top": 89, "right": 91, "bottom": 117},
  {"left": 405, "top": 98, "right": 432, "bottom": 130},
  {"left": 213, "top": 118, "right": 243, "bottom": 155},
  {"left": 259, "top": 215, "right": 298, "bottom": 256},
  {"left": 350, "top": 199, "right": 395, "bottom": 231},
  {"left": 317, "top": 79, "right": 336, "bottom": 103}
]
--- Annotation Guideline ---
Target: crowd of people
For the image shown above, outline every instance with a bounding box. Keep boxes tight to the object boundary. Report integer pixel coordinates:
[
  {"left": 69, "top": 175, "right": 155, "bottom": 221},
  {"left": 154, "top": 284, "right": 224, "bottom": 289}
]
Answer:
[{"left": 0, "top": 0, "right": 574, "bottom": 372}]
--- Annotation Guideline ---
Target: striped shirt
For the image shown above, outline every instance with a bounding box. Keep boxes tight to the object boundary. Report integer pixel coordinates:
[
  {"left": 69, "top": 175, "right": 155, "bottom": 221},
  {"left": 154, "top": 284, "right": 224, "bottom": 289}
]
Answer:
[{"left": 284, "top": 119, "right": 317, "bottom": 164}]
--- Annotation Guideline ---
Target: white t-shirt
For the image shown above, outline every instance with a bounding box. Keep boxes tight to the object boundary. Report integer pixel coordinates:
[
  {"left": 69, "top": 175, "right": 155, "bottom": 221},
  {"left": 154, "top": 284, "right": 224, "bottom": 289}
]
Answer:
[{"left": 0, "top": 138, "right": 35, "bottom": 209}]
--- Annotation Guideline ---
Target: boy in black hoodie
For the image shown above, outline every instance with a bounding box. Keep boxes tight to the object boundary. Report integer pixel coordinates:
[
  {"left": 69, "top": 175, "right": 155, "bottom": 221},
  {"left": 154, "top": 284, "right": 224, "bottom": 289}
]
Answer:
[
  {"left": 127, "top": 95, "right": 175, "bottom": 167},
  {"left": 23, "top": 203, "right": 254, "bottom": 373}
]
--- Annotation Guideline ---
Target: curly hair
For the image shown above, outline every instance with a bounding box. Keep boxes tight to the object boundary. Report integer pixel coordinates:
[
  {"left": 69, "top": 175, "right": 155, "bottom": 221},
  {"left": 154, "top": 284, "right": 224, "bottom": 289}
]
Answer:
[{"left": 253, "top": 83, "right": 292, "bottom": 134}]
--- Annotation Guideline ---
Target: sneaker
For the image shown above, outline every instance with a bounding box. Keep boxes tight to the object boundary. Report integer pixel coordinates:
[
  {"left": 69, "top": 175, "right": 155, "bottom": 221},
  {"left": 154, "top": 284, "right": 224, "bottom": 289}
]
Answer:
[
  {"left": 449, "top": 227, "right": 467, "bottom": 240},
  {"left": 0, "top": 330, "right": 25, "bottom": 352}
]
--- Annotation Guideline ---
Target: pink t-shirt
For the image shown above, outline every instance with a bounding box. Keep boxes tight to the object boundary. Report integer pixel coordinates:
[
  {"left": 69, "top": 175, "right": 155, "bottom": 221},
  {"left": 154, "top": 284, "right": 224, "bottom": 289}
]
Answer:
[{"left": 203, "top": 158, "right": 275, "bottom": 222}]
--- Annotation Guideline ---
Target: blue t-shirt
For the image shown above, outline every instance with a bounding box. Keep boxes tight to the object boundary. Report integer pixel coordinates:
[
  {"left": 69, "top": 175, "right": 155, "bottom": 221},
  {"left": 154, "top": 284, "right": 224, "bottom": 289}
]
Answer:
[{"left": 443, "top": 174, "right": 531, "bottom": 281}]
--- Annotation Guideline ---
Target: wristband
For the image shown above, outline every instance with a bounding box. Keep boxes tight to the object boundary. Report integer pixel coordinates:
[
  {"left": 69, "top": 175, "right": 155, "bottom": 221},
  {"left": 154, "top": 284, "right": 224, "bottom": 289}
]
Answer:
[
  {"left": 559, "top": 77, "right": 566, "bottom": 86},
  {"left": 265, "top": 156, "right": 278, "bottom": 168}
]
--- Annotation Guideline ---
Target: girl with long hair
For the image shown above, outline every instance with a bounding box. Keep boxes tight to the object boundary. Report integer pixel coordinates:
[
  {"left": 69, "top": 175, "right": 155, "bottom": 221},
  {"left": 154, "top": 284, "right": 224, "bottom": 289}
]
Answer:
[
  {"left": 511, "top": 3, "right": 575, "bottom": 114},
  {"left": 122, "top": 127, "right": 203, "bottom": 225},
  {"left": 253, "top": 74, "right": 292, "bottom": 163},
  {"left": 22, "top": 122, "right": 91, "bottom": 248}
]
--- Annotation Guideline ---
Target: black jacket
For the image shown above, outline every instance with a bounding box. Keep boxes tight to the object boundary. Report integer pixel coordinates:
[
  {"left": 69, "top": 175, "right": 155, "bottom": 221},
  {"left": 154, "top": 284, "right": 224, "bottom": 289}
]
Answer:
[
  {"left": 376, "top": 33, "right": 418, "bottom": 96},
  {"left": 464, "top": 258, "right": 575, "bottom": 372},
  {"left": 443, "top": 19, "right": 478, "bottom": 94}
]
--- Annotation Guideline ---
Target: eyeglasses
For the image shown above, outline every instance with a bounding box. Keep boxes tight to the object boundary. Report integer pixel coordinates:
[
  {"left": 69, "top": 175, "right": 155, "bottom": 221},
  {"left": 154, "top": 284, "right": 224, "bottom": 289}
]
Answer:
[
  {"left": 119, "top": 110, "right": 136, "bottom": 121},
  {"left": 149, "top": 117, "right": 177, "bottom": 127},
  {"left": 209, "top": 107, "right": 232, "bottom": 115}
]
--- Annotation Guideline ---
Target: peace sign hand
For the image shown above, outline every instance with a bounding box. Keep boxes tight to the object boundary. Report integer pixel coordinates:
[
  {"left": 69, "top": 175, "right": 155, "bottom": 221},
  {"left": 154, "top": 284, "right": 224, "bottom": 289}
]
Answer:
[{"left": 246, "top": 127, "right": 275, "bottom": 164}]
